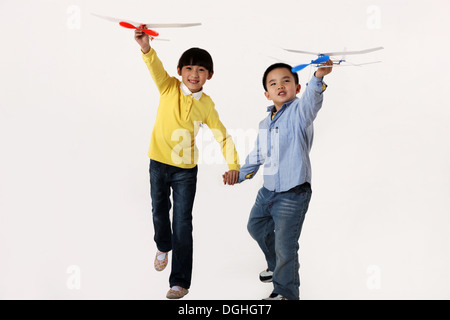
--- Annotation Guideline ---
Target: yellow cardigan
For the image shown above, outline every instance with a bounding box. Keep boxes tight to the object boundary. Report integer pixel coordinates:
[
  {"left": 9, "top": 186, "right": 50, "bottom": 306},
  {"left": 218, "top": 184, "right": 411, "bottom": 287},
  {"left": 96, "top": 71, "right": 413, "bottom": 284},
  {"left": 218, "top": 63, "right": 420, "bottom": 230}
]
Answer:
[{"left": 143, "top": 49, "right": 240, "bottom": 171}]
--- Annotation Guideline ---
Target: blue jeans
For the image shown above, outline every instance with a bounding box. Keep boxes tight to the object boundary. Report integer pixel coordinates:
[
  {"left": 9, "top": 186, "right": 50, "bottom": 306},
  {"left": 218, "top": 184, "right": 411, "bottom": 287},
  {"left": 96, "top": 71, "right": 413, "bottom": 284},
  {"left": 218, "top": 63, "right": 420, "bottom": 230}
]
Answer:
[
  {"left": 149, "top": 160, "right": 198, "bottom": 289},
  {"left": 247, "top": 183, "right": 312, "bottom": 300}
]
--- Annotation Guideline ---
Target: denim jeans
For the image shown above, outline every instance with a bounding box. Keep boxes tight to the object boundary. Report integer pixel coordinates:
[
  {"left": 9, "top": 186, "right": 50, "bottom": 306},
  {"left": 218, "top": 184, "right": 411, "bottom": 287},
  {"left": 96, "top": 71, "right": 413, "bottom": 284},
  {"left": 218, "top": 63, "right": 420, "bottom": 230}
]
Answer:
[
  {"left": 149, "top": 160, "right": 198, "bottom": 289},
  {"left": 247, "top": 183, "right": 312, "bottom": 300}
]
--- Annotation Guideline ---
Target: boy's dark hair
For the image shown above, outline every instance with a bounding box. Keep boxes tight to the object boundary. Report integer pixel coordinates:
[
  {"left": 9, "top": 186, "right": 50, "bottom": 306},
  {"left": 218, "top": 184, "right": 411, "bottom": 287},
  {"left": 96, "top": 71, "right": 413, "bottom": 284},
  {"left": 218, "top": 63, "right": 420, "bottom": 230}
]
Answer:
[
  {"left": 178, "top": 47, "right": 214, "bottom": 73},
  {"left": 262, "top": 63, "right": 299, "bottom": 91}
]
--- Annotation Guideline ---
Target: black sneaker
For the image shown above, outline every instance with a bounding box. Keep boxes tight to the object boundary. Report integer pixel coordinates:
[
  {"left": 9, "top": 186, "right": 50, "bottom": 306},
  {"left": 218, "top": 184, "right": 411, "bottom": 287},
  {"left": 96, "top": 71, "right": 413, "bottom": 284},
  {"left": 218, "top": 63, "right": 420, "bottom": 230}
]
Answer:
[{"left": 259, "top": 269, "right": 273, "bottom": 283}]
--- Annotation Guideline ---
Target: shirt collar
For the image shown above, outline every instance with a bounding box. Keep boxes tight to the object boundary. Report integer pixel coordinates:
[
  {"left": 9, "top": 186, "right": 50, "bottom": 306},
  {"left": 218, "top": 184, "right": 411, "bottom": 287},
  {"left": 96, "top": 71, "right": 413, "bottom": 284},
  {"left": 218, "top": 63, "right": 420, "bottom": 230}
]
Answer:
[
  {"left": 180, "top": 82, "right": 203, "bottom": 100},
  {"left": 266, "top": 97, "right": 299, "bottom": 112}
]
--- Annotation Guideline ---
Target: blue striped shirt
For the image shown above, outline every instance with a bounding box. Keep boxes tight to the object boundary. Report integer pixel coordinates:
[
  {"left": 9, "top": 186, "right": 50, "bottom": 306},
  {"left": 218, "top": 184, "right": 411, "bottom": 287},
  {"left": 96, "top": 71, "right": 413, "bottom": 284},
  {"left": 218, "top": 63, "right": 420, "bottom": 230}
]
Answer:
[{"left": 238, "top": 75, "right": 326, "bottom": 192}]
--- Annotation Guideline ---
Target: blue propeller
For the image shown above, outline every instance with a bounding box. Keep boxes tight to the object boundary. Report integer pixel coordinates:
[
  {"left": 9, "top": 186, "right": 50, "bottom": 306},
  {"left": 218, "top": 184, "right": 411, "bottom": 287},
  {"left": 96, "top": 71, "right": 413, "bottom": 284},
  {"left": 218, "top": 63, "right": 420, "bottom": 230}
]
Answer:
[{"left": 292, "top": 55, "right": 330, "bottom": 73}]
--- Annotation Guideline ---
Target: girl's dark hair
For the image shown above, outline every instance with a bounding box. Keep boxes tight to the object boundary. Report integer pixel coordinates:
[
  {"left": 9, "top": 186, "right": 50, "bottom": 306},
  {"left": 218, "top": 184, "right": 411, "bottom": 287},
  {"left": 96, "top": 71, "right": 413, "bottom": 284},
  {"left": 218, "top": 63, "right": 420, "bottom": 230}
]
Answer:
[
  {"left": 262, "top": 63, "right": 299, "bottom": 91},
  {"left": 178, "top": 48, "right": 214, "bottom": 73}
]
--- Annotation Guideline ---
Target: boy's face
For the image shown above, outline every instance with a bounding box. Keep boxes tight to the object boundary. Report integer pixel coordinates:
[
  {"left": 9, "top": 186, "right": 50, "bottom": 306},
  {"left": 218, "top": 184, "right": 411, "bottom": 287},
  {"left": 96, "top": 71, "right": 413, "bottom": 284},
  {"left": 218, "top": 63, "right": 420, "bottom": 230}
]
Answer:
[
  {"left": 264, "top": 68, "right": 301, "bottom": 109},
  {"left": 177, "top": 65, "right": 213, "bottom": 93}
]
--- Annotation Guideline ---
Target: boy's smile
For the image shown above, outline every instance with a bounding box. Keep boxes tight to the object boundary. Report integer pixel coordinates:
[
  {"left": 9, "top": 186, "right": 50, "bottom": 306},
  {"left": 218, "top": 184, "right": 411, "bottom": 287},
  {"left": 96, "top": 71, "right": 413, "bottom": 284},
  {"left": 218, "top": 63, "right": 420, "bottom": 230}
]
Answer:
[
  {"left": 264, "top": 68, "right": 301, "bottom": 110},
  {"left": 178, "top": 65, "right": 213, "bottom": 93}
]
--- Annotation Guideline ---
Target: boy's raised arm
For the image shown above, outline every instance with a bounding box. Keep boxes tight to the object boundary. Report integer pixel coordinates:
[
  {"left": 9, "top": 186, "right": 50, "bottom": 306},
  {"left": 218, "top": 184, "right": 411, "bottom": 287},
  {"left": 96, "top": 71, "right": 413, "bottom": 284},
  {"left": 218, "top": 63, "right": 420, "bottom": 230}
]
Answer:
[{"left": 298, "top": 60, "right": 333, "bottom": 126}]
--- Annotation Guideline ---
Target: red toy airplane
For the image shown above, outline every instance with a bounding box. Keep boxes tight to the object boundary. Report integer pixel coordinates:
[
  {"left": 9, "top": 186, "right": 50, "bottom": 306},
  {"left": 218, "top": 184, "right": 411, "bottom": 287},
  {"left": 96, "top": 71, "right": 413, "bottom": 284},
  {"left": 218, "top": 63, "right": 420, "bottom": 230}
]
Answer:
[{"left": 92, "top": 13, "right": 201, "bottom": 40}]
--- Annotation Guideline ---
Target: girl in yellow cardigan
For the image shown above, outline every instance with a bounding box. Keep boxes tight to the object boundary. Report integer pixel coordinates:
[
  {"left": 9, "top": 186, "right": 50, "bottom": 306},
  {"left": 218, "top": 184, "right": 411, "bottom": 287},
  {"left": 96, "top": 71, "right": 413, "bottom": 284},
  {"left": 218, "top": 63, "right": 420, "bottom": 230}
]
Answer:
[{"left": 135, "top": 26, "right": 240, "bottom": 299}]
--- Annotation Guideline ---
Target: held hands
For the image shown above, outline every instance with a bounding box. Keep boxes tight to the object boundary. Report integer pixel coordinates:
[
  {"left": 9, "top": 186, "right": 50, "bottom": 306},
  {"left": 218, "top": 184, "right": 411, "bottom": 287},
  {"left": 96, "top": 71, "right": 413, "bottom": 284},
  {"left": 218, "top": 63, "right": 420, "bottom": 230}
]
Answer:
[
  {"left": 222, "top": 170, "right": 239, "bottom": 186},
  {"left": 315, "top": 59, "right": 333, "bottom": 78},
  {"left": 134, "top": 24, "right": 151, "bottom": 54}
]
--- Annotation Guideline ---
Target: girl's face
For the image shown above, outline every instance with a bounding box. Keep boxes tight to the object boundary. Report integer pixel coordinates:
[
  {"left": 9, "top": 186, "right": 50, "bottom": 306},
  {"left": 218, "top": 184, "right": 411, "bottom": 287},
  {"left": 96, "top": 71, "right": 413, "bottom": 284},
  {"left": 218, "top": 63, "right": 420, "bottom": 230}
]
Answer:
[{"left": 177, "top": 65, "right": 213, "bottom": 93}]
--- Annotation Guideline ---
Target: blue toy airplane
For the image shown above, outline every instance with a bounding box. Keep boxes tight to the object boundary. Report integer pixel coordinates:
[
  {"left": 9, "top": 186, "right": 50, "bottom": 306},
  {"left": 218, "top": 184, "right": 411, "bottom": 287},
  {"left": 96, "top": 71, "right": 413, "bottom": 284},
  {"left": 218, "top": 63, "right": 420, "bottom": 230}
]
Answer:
[{"left": 284, "top": 47, "right": 384, "bottom": 73}]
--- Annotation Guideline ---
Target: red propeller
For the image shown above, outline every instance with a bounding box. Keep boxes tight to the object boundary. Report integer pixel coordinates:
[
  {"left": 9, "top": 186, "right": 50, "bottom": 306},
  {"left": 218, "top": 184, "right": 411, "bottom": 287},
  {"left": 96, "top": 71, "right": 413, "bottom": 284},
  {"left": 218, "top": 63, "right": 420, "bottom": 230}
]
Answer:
[{"left": 119, "top": 22, "right": 159, "bottom": 37}]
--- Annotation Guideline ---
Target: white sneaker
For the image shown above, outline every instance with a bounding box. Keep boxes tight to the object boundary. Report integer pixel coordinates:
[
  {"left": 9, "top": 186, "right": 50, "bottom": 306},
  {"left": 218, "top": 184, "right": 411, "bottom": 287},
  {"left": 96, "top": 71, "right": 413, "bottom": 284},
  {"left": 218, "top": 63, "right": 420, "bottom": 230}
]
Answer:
[
  {"left": 259, "top": 269, "right": 273, "bottom": 283},
  {"left": 263, "top": 293, "right": 288, "bottom": 300}
]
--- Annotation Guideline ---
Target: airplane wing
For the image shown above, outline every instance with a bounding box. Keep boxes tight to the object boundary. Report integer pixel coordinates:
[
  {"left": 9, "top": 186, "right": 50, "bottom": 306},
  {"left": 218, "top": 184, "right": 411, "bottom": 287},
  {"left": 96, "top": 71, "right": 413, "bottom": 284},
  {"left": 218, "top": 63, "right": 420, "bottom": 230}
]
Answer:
[
  {"left": 345, "top": 60, "right": 382, "bottom": 66},
  {"left": 284, "top": 47, "right": 384, "bottom": 57},
  {"left": 283, "top": 49, "right": 321, "bottom": 55},
  {"left": 145, "top": 23, "right": 202, "bottom": 28},
  {"left": 92, "top": 13, "right": 201, "bottom": 28},
  {"left": 321, "top": 47, "right": 384, "bottom": 56},
  {"left": 315, "top": 60, "right": 382, "bottom": 68}
]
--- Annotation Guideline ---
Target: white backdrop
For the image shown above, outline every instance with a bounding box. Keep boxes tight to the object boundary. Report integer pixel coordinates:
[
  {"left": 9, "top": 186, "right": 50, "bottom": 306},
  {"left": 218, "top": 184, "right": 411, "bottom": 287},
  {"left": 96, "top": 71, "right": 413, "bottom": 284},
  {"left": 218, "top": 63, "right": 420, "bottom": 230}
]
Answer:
[{"left": 1, "top": 0, "right": 449, "bottom": 300}]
